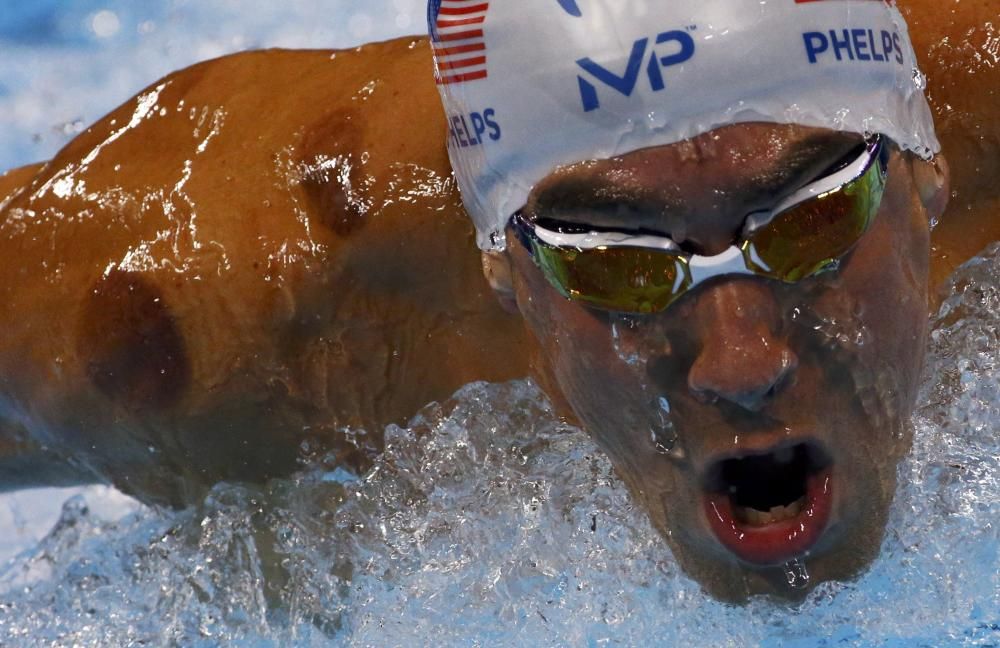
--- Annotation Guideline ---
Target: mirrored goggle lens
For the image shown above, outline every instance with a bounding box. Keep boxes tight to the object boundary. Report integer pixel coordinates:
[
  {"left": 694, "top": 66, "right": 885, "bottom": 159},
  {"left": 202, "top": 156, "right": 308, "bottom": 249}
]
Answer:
[
  {"left": 742, "top": 149, "right": 887, "bottom": 282},
  {"left": 530, "top": 242, "right": 691, "bottom": 314}
]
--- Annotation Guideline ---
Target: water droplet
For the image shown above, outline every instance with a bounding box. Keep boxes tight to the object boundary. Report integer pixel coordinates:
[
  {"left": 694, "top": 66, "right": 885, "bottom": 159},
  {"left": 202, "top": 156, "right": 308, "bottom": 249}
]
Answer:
[
  {"left": 610, "top": 321, "right": 642, "bottom": 366},
  {"left": 650, "top": 396, "right": 683, "bottom": 458},
  {"left": 783, "top": 558, "right": 810, "bottom": 589},
  {"left": 912, "top": 68, "right": 927, "bottom": 90}
]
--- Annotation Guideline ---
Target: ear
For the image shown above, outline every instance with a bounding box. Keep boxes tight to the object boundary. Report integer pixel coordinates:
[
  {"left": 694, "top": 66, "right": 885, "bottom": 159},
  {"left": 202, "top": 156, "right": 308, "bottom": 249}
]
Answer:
[
  {"left": 481, "top": 250, "right": 520, "bottom": 314},
  {"left": 912, "top": 154, "right": 950, "bottom": 225}
]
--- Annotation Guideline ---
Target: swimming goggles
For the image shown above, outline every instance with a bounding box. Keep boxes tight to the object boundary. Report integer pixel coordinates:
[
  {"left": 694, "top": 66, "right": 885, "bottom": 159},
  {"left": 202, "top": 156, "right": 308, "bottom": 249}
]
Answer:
[{"left": 511, "top": 136, "right": 889, "bottom": 314}]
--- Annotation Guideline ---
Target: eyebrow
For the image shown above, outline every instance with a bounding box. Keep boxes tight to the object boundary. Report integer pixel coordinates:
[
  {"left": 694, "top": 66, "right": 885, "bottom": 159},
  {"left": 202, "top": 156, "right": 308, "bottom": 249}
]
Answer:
[
  {"left": 744, "top": 132, "right": 866, "bottom": 199},
  {"left": 526, "top": 132, "right": 864, "bottom": 231}
]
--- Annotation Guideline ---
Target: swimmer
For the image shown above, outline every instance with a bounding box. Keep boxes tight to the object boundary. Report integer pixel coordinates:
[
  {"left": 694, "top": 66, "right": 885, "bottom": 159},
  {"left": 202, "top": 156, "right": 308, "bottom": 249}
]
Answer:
[{"left": 0, "top": 0, "right": 996, "bottom": 601}]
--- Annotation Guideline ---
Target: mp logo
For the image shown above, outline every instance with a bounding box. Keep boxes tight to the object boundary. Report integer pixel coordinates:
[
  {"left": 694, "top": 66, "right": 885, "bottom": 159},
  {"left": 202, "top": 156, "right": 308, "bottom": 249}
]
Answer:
[{"left": 576, "top": 29, "right": 696, "bottom": 112}]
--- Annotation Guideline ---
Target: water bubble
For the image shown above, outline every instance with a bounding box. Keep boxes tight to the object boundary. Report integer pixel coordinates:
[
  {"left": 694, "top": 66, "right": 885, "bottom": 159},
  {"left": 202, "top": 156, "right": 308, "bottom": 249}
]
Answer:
[
  {"left": 90, "top": 10, "right": 121, "bottom": 39},
  {"left": 792, "top": 305, "right": 870, "bottom": 351},
  {"left": 55, "top": 119, "right": 85, "bottom": 137},
  {"left": 783, "top": 558, "right": 810, "bottom": 590}
]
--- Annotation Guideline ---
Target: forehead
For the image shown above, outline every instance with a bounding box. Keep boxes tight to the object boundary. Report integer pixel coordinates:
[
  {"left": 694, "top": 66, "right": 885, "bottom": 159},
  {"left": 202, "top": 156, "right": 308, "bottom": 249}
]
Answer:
[{"left": 523, "top": 123, "right": 863, "bottom": 226}]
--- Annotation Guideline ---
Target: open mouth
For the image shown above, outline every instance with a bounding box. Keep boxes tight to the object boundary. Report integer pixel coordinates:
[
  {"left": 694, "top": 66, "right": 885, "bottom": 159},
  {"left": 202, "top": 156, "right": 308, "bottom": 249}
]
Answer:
[{"left": 702, "top": 441, "right": 834, "bottom": 565}]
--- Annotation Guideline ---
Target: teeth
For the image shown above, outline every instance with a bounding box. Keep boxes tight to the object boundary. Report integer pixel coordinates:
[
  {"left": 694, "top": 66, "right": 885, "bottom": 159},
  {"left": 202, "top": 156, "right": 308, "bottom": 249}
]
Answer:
[{"left": 735, "top": 497, "right": 805, "bottom": 526}]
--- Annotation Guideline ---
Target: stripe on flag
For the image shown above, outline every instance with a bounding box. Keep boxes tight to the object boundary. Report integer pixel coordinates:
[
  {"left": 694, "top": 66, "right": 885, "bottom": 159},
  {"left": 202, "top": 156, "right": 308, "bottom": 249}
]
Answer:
[{"left": 432, "top": 0, "right": 489, "bottom": 85}]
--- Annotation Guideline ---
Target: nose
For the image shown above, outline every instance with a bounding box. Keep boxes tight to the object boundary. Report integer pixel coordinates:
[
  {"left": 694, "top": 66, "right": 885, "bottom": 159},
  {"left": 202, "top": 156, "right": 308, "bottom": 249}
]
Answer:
[{"left": 686, "top": 281, "right": 798, "bottom": 411}]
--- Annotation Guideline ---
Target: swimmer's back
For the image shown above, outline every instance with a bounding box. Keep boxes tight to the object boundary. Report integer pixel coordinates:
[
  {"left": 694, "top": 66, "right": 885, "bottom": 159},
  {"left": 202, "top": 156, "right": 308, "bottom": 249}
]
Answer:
[
  {"left": 904, "top": 0, "right": 1000, "bottom": 295},
  {"left": 0, "top": 41, "right": 532, "bottom": 504}
]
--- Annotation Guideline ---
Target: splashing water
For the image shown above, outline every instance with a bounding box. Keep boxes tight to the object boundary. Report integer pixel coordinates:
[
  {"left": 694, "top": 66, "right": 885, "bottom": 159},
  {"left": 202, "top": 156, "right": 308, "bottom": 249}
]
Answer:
[{"left": 0, "top": 247, "right": 999, "bottom": 645}]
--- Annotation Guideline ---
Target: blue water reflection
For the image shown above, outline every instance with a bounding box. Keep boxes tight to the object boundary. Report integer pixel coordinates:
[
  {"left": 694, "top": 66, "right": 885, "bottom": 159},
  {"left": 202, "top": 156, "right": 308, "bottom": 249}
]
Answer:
[{"left": 0, "top": 0, "right": 424, "bottom": 170}]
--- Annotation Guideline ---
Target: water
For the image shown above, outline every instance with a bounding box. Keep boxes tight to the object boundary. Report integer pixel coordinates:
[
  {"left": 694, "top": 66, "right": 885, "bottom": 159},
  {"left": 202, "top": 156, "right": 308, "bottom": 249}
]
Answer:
[
  {"left": 650, "top": 396, "right": 680, "bottom": 457},
  {"left": 0, "top": 0, "right": 427, "bottom": 171},
  {"left": 782, "top": 559, "right": 810, "bottom": 591},
  {"left": 0, "top": 245, "right": 997, "bottom": 645},
  {"left": 1, "top": 2, "right": 998, "bottom": 645}
]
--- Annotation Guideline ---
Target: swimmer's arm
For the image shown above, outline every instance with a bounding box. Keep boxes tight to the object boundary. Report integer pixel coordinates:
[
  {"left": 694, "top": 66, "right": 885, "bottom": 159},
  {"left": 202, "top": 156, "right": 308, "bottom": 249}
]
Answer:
[
  {"left": 0, "top": 418, "right": 98, "bottom": 491},
  {"left": 0, "top": 163, "right": 101, "bottom": 491}
]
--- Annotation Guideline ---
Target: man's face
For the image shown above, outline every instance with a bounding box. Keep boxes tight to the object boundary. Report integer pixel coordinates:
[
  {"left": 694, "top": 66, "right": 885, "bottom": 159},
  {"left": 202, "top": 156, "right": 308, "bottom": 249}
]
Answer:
[{"left": 502, "top": 123, "right": 935, "bottom": 600}]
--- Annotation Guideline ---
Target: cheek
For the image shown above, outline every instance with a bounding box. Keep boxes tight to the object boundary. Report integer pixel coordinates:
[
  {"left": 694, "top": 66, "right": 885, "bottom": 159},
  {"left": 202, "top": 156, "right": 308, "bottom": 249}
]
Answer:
[
  {"left": 510, "top": 261, "right": 668, "bottom": 477},
  {"left": 509, "top": 247, "right": 619, "bottom": 385},
  {"left": 829, "top": 175, "right": 930, "bottom": 402},
  {"left": 521, "top": 292, "right": 638, "bottom": 416}
]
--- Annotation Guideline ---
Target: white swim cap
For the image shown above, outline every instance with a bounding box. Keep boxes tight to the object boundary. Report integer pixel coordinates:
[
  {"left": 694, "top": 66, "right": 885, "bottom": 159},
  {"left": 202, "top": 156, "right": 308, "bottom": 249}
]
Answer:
[{"left": 428, "top": 0, "right": 940, "bottom": 250}]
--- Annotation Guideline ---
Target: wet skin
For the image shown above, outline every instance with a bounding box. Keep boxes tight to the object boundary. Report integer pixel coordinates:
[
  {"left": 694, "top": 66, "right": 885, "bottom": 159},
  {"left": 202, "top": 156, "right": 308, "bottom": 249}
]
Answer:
[
  {"left": 0, "top": 0, "right": 996, "bottom": 600},
  {"left": 503, "top": 124, "right": 939, "bottom": 600},
  {"left": 0, "top": 43, "right": 534, "bottom": 506}
]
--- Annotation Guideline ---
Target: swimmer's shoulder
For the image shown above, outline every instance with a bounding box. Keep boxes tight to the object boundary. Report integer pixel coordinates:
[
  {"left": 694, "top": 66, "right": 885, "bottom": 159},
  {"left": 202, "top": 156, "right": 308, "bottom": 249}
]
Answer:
[
  {"left": 0, "top": 164, "right": 43, "bottom": 211},
  {"left": 904, "top": 0, "right": 1000, "bottom": 299},
  {"left": 33, "top": 35, "right": 444, "bottom": 191},
  {"left": 4, "top": 35, "right": 454, "bottom": 263}
]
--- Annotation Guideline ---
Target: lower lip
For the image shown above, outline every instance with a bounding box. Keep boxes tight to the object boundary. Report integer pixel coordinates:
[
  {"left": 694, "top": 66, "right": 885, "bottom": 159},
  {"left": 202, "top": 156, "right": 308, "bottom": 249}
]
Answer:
[{"left": 703, "top": 469, "right": 834, "bottom": 566}]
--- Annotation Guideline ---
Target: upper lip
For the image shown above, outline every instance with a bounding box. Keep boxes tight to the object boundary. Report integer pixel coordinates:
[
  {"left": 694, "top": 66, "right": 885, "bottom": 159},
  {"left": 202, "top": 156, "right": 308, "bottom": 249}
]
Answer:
[{"left": 700, "top": 438, "right": 832, "bottom": 494}]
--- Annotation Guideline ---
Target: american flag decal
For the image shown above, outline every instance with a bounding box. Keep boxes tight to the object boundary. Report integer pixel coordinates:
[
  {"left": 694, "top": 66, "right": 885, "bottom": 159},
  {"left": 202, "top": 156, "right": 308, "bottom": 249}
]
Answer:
[{"left": 429, "top": 0, "right": 490, "bottom": 85}]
